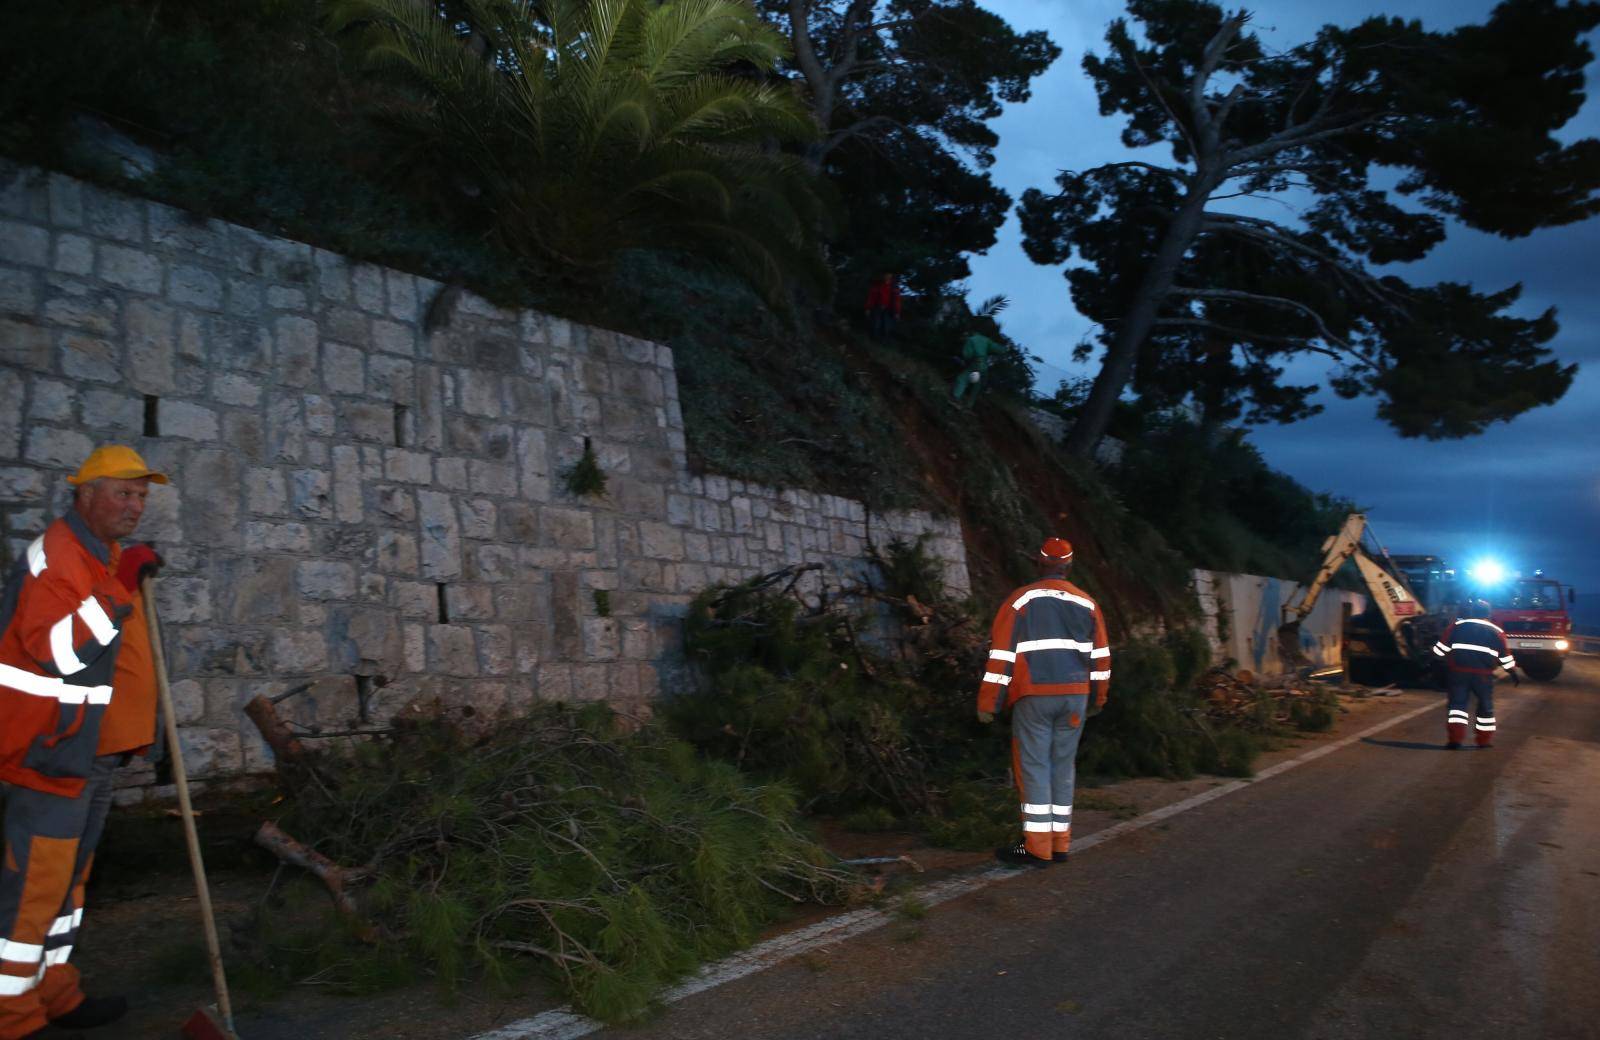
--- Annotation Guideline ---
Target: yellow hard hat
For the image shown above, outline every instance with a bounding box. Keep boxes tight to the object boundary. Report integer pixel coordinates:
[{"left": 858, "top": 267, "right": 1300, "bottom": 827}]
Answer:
[{"left": 66, "top": 445, "right": 169, "bottom": 486}]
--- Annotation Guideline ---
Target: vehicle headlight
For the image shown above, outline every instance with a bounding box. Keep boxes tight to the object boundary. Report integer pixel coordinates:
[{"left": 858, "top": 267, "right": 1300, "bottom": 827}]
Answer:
[{"left": 1554, "top": 639, "right": 1570, "bottom": 651}]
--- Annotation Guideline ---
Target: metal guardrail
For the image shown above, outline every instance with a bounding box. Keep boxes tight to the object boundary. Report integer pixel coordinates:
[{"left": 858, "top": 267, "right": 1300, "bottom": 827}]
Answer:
[{"left": 1572, "top": 635, "right": 1600, "bottom": 656}]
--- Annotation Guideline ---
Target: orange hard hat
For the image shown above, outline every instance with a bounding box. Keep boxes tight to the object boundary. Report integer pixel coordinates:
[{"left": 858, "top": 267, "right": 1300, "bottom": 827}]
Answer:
[
  {"left": 67, "top": 445, "right": 168, "bottom": 486},
  {"left": 1039, "top": 537, "right": 1074, "bottom": 562}
]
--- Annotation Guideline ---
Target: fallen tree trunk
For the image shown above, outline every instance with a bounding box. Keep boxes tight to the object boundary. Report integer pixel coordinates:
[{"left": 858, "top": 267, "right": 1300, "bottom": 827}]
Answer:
[{"left": 253, "top": 821, "right": 378, "bottom": 943}]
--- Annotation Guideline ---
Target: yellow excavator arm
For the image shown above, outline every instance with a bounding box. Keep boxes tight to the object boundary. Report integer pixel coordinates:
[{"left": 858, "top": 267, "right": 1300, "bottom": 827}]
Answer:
[{"left": 1280, "top": 513, "right": 1425, "bottom": 665}]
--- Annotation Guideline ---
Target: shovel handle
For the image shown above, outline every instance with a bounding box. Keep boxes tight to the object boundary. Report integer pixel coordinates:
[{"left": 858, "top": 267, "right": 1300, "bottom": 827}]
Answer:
[{"left": 142, "top": 576, "right": 235, "bottom": 1032}]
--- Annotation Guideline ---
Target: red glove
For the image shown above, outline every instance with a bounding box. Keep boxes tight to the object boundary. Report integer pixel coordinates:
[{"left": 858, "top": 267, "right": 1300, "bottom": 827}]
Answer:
[{"left": 116, "top": 544, "right": 163, "bottom": 592}]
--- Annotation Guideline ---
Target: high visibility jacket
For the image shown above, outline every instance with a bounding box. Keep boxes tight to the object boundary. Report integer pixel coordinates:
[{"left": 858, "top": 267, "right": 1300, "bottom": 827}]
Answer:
[
  {"left": 1432, "top": 617, "right": 1516, "bottom": 676},
  {"left": 979, "top": 577, "right": 1111, "bottom": 713},
  {"left": 0, "top": 514, "right": 138, "bottom": 797}
]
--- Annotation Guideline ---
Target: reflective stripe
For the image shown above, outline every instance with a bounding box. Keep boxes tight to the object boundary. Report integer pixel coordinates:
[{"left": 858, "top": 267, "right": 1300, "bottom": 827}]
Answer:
[
  {"left": 46, "top": 910, "right": 81, "bottom": 937},
  {"left": 988, "top": 649, "right": 1016, "bottom": 663},
  {"left": 0, "top": 940, "right": 41, "bottom": 961},
  {"left": 982, "top": 672, "right": 1012, "bottom": 686},
  {"left": 1475, "top": 722, "right": 1496, "bottom": 731},
  {"left": 1051, "top": 805, "right": 1072, "bottom": 816},
  {"left": 1450, "top": 643, "right": 1501, "bottom": 657},
  {"left": 1476, "top": 717, "right": 1497, "bottom": 725},
  {"left": 0, "top": 663, "right": 112, "bottom": 705},
  {"left": 1012, "top": 589, "right": 1096, "bottom": 612},
  {"left": 1432, "top": 643, "right": 1448, "bottom": 656},
  {"left": 1457, "top": 618, "right": 1506, "bottom": 635},
  {"left": 49, "top": 614, "right": 85, "bottom": 676},
  {"left": 1500, "top": 657, "right": 1516, "bottom": 667},
  {"left": 1052, "top": 821, "right": 1071, "bottom": 831},
  {"left": 42, "top": 946, "right": 71, "bottom": 967},
  {"left": 1021, "top": 803, "right": 1051, "bottom": 815},
  {"left": 1090, "top": 646, "right": 1111, "bottom": 659},
  {"left": 1016, "top": 638, "right": 1095, "bottom": 654},
  {"left": 1089, "top": 670, "right": 1110, "bottom": 681},
  {"left": 26, "top": 537, "right": 47, "bottom": 577},
  {"left": 1022, "top": 821, "right": 1052, "bottom": 832},
  {"left": 77, "top": 597, "right": 117, "bottom": 646},
  {"left": 0, "top": 972, "right": 36, "bottom": 996},
  {"left": 1448, "top": 709, "right": 1470, "bottom": 718}
]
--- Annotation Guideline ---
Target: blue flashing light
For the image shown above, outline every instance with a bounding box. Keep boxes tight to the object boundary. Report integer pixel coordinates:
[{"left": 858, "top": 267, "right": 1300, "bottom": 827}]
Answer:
[{"left": 1467, "top": 558, "right": 1508, "bottom": 586}]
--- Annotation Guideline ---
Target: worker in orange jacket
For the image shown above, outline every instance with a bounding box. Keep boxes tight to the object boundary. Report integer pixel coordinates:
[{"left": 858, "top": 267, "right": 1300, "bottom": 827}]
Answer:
[
  {"left": 977, "top": 537, "right": 1111, "bottom": 868},
  {"left": 0, "top": 446, "right": 167, "bottom": 1039}
]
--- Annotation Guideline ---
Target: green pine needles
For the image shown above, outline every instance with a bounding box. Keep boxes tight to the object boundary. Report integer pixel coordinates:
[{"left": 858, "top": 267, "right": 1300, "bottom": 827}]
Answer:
[
  {"left": 562, "top": 438, "right": 609, "bottom": 499},
  {"left": 266, "top": 705, "right": 851, "bottom": 1022}
]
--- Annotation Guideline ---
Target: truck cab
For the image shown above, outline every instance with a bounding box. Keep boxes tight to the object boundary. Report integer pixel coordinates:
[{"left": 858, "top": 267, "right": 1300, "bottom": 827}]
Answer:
[{"left": 1485, "top": 577, "right": 1575, "bottom": 681}]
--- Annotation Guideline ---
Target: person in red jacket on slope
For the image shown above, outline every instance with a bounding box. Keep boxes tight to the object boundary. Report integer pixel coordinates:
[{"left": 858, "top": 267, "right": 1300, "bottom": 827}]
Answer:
[{"left": 864, "top": 273, "right": 902, "bottom": 339}]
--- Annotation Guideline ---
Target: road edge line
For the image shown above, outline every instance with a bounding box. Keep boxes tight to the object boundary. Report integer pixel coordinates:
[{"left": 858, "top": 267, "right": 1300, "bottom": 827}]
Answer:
[{"left": 468, "top": 696, "right": 1441, "bottom": 1040}]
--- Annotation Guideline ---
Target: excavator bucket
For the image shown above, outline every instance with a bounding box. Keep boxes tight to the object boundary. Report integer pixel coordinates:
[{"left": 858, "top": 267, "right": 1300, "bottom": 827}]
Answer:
[{"left": 1277, "top": 619, "right": 1312, "bottom": 670}]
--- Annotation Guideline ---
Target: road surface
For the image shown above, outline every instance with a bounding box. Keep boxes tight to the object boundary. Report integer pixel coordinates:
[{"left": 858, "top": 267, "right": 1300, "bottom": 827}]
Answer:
[{"left": 584, "top": 657, "right": 1600, "bottom": 1040}]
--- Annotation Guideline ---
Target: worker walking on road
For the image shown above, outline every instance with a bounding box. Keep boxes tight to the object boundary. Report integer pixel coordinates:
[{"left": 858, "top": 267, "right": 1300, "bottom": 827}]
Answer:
[
  {"left": 977, "top": 538, "right": 1111, "bottom": 868},
  {"left": 1432, "top": 598, "right": 1517, "bottom": 749},
  {"left": 0, "top": 446, "right": 167, "bottom": 1039}
]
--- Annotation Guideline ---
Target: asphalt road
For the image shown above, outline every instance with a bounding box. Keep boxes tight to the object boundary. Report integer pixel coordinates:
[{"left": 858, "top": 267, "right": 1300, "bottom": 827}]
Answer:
[{"left": 601, "top": 657, "right": 1600, "bottom": 1040}]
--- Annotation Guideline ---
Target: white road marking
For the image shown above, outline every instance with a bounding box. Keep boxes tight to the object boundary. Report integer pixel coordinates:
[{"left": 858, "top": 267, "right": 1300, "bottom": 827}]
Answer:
[{"left": 468, "top": 697, "right": 1443, "bottom": 1040}]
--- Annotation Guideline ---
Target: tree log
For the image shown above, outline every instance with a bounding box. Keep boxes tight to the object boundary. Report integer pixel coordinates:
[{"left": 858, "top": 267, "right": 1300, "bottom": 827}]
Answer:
[{"left": 253, "top": 821, "right": 378, "bottom": 943}]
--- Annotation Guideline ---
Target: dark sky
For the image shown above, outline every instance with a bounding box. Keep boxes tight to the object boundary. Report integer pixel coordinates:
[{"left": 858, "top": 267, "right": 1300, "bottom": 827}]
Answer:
[{"left": 965, "top": 0, "right": 1600, "bottom": 590}]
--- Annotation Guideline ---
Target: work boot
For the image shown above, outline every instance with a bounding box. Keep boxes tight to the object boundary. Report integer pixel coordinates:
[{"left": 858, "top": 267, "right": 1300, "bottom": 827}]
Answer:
[
  {"left": 995, "top": 841, "right": 1050, "bottom": 869},
  {"left": 1052, "top": 851, "right": 1069, "bottom": 863},
  {"left": 1446, "top": 741, "right": 1462, "bottom": 750},
  {"left": 51, "top": 993, "right": 128, "bottom": 1029}
]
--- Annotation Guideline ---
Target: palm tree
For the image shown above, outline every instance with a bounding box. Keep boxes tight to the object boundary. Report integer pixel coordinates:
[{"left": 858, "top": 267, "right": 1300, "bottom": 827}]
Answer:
[{"left": 330, "top": 0, "right": 829, "bottom": 300}]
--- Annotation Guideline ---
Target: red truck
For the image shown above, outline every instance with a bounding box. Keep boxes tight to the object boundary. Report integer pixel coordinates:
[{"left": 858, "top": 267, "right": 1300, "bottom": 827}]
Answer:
[{"left": 1483, "top": 576, "right": 1576, "bottom": 681}]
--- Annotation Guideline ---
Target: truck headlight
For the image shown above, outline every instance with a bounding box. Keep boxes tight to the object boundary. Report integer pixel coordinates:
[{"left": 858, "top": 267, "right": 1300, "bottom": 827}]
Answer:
[{"left": 1554, "top": 639, "right": 1570, "bottom": 651}]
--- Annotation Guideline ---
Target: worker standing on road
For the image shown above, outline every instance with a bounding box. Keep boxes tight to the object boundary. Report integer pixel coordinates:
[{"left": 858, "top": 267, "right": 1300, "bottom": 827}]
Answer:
[
  {"left": 1432, "top": 598, "right": 1517, "bottom": 749},
  {"left": 0, "top": 446, "right": 167, "bottom": 1039},
  {"left": 977, "top": 538, "right": 1111, "bottom": 868}
]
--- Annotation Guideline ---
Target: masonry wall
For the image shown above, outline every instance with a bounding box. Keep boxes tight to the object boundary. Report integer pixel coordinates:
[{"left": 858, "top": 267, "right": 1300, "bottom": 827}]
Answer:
[
  {"left": 1192, "top": 569, "right": 1365, "bottom": 676},
  {"left": 0, "top": 164, "right": 969, "bottom": 796}
]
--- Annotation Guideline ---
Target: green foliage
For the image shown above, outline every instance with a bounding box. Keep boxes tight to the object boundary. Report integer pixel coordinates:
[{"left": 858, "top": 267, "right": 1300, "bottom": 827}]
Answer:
[
  {"left": 266, "top": 705, "right": 850, "bottom": 1023},
  {"left": 1109, "top": 416, "right": 1358, "bottom": 579},
  {"left": 1077, "top": 632, "right": 1264, "bottom": 780},
  {"left": 330, "top": 0, "right": 829, "bottom": 302},
  {"left": 872, "top": 536, "right": 946, "bottom": 607},
  {"left": 1289, "top": 689, "right": 1339, "bottom": 733},
  {"left": 562, "top": 438, "right": 609, "bottom": 499},
  {"left": 1019, "top": 0, "right": 1596, "bottom": 451},
  {"left": 593, "top": 589, "right": 612, "bottom": 619}
]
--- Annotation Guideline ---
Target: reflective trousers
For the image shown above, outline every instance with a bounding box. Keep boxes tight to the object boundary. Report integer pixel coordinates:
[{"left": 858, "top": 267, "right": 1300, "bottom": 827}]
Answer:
[
  {"left": 1446, "top": 672, "right": 1496, "bottom": 747},
  {"left": 1011, "top": 694, "right": 1087, "bottom": 860},
  {"left": 0, "top": 755, "right": 117, "bottom": 1038}
]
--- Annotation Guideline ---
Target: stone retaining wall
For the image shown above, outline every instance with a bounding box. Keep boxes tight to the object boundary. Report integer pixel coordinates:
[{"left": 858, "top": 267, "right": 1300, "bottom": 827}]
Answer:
[{"left": 0, "top": 163, "right": 969, "bottom": 796}]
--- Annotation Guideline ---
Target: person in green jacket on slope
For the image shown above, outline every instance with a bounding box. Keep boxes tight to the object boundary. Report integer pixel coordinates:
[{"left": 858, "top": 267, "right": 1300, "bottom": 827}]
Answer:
[{"left": 952, "top": 330, "right": 1003, "bottom": 408}]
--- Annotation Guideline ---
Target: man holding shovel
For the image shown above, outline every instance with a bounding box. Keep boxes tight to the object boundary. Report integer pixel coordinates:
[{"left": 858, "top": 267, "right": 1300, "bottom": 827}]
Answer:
[{"left": 0, "top": 445, "right": 167, "bottom": 1038}]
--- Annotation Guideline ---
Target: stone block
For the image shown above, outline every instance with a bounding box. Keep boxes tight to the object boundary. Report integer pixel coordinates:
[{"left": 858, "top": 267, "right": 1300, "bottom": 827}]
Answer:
[
  {"left": 274, "top": 315, "right": 319, "bottom": 387},
  {"left": 323, "top": 340, "right": 366, "bottom": 394},
  {"left": 638, "top": 521, "right": 684, "bottom": 561},
  {"left": 161, "top": 399, "right": 219, "bottom": 441},
  {"left": 170, "top": 625, "right": 266, "bottom": 676},
  {"left": 0, "top": 264, "right": 36, "bottom": 313},
  {"left": 212, "top": 316, "right": 270, "bottom": 374},
  {"left": 28, "top": 379, "right": 75, "bottom": 424},
  {"left": 303, "top": 394, "right": 336, "bottom": 436},
  {"left": 271, "top": 628, "right": 329, "bottom": 673},
  {"left": 478, "top": 625, "right": 514, "bottom": 676},
  {"left": 266, "top": 285, "right": 307, "bottom": 312},
  {"left": 542, "top": 507, "right": 595, "bottom": 550},
  {"left": 168, "top": 264, "right": 223, "bottom": 310},
  {"left": 373, "top": 484, "right": 416, "bottom": 525},
  {"left": 498, "top": 502, "right": 539, "bottom": 543},
  {"left": 458, "top": 368, "right": 504, "bottom": 418},
  {"left": 168, "top": 679, "right": 205, "bottom": 725},
  {"left": 58, "top": 333, "right": 119, "bottom": 383},
  {"left": 148, "top": 203, "right": 226, "bottom": 258},
  {"left": 208, "top": 373, "right": 260, "bottom": 408},
  {"left": 371, "top": 318, "right": 414, "bottom": 356},
  {"left": 418, "top": 489, "right": 462, "bottom": 579},
  {"left": 214, "top": 557, "right": 294, "bottom": 624},
  {"left": 377, "top": 530, "right": 419, "bottom": 574},
  {"left": 290, "top": 468, "right": 332, "bottom": 520},
  {"left": 571, "top": 664, "right": 611, "bottom": 702},
  {"left": 0, "top": 220, "right": 48, "bottom": 267},
  {"left": 473, "top": 544, "right": 519, "bottom": 582},
  {"left": 42, "top": 275, "right": 118, "bottom": 336},
  {"left": 0, "top": 467, "right": 48, "bottom": 502},
  {"left": 445, "top": 583, "right": 495, "bottom": 621},
  {"left": 459, "top": 498, "right": 496, "bottom": 540},
  {"left": 0, "top": 318, "right": 50, "bottom": 373},
  {"left": 245, "top": 521, "right": 310, "bottom": 553},
  {"left": 221, "top": 411, "right": 265, "bottom": 462},
  {"left": 468, "top": 459, "right": 517, "bottom": 496},
  {"left": 22, "top": 425, "right": 92, "bottom": 470},
  {"left": 535, "top": 663, "right": 572, "bottom": 701},
  {"left": 369, "top": 355, "right": 414, "bottom": 401},
  {"left": 314, "top": 248, "right": 350, "bottom": 302},
  {"left": 403, "top": 623, "right": 427, "bottom": 672},
  {"left": 332, "top": 445, "right": 363, "bottom": 523},
  {"left": 429, "top": 625, "right": 478, "bottom": 676},
  {"left": 47, "top": 175, "right": 82, "bottom": 227},
  {"left": 384, "top": 448, "right": 433, "bottom": 484},
  {"left": 226, "top": 278, "right": 263, "bottom": 318},
  {"left": 352, "top": 264, "right": 384, "bottom": 313},
  {"left": 53, "top": 233, "right": 93, "bottom": 276},
  {"left": 0, "top": 168, "right": 47, "bottom": 221},
  {"left": 298, "top": 559, "right": 356, "bottom": 600},
  {"left": 446, "top": 416, "right": 514, "bottom": 460},
  {"left": 82, "top": 389, "right": 141, "bottom": 437},
  {"left": 331, "top": 607, "right": 403, "bottom": 674},
  {"left": 385, "top": 269, "right": 417, "bottom": 320},
  {"left": 154, "top": 577, "right": 212, "bottom": 624},
  {"left": 582, "top": 618, "right": 620, "bottom": 660},
  {"left": 177, "top": 728, "right": 242, "bottom": 780},
  {"left": 96, "top": 243, "right": 163, "bottom": 293}
]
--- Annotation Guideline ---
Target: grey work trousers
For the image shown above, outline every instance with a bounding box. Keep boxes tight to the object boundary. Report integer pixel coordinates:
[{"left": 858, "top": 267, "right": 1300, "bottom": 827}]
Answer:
[{"left": 1012, "top": 694, "right": 1087, "bottom": 856}]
